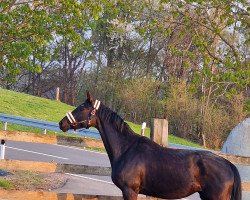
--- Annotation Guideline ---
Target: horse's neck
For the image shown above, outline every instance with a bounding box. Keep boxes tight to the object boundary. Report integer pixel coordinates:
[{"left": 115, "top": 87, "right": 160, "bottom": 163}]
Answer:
[{"left": 96, "top": 112, "right": 138, "bottom": 165}]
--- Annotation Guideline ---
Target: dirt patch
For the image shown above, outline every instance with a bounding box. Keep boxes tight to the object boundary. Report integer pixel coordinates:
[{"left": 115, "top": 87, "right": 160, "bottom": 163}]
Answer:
[
  {"left": 242, "top": 182, "right": 250, "bottom": 191},
  {"left": 0, "top": 170, "right": 68, "bottom": 191},
  {"left": 0, "top": 130, "right": 104, "bottom": 149}
]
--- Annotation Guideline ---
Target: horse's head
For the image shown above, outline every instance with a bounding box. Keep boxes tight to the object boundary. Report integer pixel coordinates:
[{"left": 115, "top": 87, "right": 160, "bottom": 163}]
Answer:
[{"left": 59, "top": 92, "right": 100, "bottom": 132}]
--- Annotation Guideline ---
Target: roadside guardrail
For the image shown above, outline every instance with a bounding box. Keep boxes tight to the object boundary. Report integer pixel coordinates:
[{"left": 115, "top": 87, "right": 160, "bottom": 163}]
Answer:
[{"left": 0, "top": 113, "right": 100, "bottom": 139}]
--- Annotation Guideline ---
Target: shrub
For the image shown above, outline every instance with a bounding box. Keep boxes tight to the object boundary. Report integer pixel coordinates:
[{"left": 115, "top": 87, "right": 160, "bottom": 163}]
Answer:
[{"left": 163, "top": 82, "right": 249, "bottom": 149}]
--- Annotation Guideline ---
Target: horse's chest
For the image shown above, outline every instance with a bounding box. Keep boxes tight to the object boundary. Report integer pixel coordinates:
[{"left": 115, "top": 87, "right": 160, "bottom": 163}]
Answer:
[{"left": 111, "top": 161, "right": 143, "bottom": 189}]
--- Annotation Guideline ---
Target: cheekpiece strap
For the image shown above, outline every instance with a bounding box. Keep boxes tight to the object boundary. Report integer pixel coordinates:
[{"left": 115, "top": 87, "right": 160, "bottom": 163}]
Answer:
[
  {"left": 94, "top": 100, "right": 101, "bottom": 110},
  {"left": 91, "top": 100, "right": 101, "bottom": 115}
]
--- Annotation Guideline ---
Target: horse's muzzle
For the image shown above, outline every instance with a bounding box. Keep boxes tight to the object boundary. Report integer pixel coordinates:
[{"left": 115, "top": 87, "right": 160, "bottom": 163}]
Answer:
[{"left": 59, "top": 120, "right": 69, "bottom": 132}]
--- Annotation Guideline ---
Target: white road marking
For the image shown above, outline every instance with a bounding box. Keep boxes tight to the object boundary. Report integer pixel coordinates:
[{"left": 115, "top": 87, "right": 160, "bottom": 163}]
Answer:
[
  {"left": 6, "top": 146, "right": 69, "bottom": 160},
  {"left": 55, "top": 144, "right": 107, "bottom": 155},
  {"left": 66, "top": 173, "right": 114, "bottom": 185}
]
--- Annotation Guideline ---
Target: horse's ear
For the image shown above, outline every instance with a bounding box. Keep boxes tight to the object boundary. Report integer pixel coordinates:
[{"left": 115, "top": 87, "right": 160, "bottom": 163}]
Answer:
[
  {"left": 86, "top": 91, "right": 94, "bottom": 103},
  {"left": 87, "top": 91, "right": 90, "bottom": 100}
]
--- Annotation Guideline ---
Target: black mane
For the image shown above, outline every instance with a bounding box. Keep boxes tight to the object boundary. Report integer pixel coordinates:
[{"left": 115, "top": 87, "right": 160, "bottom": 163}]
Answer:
[{"left": 98, "top": 104, "right": 136, "bottom": 136}]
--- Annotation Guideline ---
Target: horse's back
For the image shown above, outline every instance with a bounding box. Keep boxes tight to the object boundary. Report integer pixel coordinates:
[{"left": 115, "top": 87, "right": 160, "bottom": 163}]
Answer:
[
  {"left": 134, "top": 137, "right": 236, "bottom": 199},
  {"left": 112, "top": 136, "right": 238, "bottom": 199},
  {"left": 115, "top": 137, "right": 202, "bottom": 198}
]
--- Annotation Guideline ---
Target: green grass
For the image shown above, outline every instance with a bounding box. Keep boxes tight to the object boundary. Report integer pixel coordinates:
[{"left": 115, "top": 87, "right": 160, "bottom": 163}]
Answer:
[
  {"left": 13, "top": 171, "right": 46, "bottom": 188},
  {"left": 0, "top": 88, "right": 202, "bottom": 148},
  {"left": 126, "top": 121, "right": 149, "bottom": 135},
  {"left": 245, "top": 99, "right": 250, "bottom": 112},
  {"left": 0, "top": 88, "right": 74, "bottom": 121},
  {"left": 0, "top": 179, "right": 12, "bottom": 189},
  {"left": 0, "top": 88, "right": 77, "bottom": 136},
  {"left": 169, "top": 135, "right": 202, "bottom": 148},
  {"left": 0, "top": 170, "right": 66, "bottom": 191}
]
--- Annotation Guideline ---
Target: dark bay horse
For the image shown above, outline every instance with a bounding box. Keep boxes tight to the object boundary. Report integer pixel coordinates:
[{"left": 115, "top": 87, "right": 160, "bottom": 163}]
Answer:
[{"left": 59, "top": 92, "right": 242, "bottom": 200}]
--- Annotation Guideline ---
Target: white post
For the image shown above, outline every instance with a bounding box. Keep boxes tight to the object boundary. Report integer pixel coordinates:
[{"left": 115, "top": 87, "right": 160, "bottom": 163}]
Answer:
[
  {"left": 3, "top": 122, "right": 7, "bottom": 131},
  {"left": 0, "top": 140, "right": 6, "bottom": 160},
  {"left": 141, "top": 122, "right": 146, "bottom": 136},
  {"left": 43, "top": 129, "right": 47, "bottom": 134}
]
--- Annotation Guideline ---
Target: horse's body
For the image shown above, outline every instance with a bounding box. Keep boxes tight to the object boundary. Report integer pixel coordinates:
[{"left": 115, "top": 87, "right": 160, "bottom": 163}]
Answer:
[{"left": 59, "top": 93, "right": 242, "bottom": 200}]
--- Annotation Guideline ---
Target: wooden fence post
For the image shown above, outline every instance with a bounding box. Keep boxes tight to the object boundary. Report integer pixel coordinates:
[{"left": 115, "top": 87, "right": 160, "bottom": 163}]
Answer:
[
  {"left": 150, "top": 118, "right": 168, "bottom": 147},
  {"left": 56, "top": 87, "right": 60, "bottom": 101}
]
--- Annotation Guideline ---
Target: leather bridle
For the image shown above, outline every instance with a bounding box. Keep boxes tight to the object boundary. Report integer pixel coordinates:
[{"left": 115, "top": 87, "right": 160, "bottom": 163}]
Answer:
[{"left": 66, "top": 99, "right": 101, "bottom": 129}]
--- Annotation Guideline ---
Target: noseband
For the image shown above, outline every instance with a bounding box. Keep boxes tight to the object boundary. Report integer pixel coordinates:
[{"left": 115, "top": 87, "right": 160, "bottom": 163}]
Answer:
[{"left": 66, "top": 100, "right": 101, "bottom": 128}]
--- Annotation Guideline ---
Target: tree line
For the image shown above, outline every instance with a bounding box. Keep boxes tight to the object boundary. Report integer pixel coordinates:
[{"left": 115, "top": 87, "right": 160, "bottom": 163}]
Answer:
[{"left": 0, "top": 0, "right": 249, "bottom": 149}]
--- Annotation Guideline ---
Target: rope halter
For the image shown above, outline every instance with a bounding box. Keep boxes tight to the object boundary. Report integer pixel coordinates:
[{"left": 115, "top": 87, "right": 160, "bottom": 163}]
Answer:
[
  {"left": 91, "top": 99, "right": 101, "bottom": 115},
  {"left": 66, "top": 99, "right": 101, "bottom": 127},
  {"left": 66, "top": 112, "right": 76, "bottom": 124}
]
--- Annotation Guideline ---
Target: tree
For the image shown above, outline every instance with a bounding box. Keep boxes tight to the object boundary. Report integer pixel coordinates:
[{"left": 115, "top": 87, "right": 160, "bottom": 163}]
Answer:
[
  {"left": 0, "top": 0, "right": 102, "bottom": 88},
  {"left": 2, "top": 0, "right": 249, "bottom": 148},
  {"left": 156, "top": 0, "right": 250, "bottom": 147}
]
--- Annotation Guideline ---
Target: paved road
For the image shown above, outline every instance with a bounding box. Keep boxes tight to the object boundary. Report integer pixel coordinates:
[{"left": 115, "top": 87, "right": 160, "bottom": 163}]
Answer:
[
  {"left": 5, "top": 140, "right": 110, "bottom": 166},
  {"left": 4, "top": 140, "right": 250, "bottom": 199},
  {"left": 53, "top": 173, "right": 200, "bottom": 200},
  {"left": 3, "top": 140, "right": 201, "bottom": 199}
]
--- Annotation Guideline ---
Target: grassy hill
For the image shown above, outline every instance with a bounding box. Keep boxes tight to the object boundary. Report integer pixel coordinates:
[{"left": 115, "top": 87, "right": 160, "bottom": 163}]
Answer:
[
  {"left": 0, "top": 88, "right": 74, "bottom": 121},
  {"left": 0, "top": 88, "right": 202, "bottom": 148},
  {"left": 0, "top": 88, "right": 75, "bottom": 134}
]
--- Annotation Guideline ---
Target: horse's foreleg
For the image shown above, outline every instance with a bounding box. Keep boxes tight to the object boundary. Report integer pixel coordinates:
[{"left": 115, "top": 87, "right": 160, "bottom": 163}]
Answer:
[{"left": 122, "top": 187, "right": 138, "bottom": 200}]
